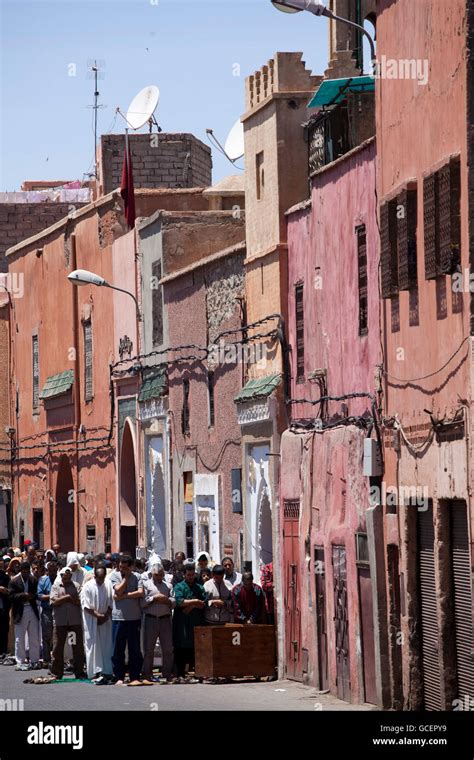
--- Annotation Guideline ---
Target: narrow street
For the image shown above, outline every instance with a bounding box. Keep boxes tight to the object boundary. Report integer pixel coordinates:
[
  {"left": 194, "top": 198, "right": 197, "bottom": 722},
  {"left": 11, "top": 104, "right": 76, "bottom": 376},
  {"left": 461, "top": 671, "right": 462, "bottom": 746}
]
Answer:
[{"left": 0, "top": 666, "right": 377, "bottom": 711}]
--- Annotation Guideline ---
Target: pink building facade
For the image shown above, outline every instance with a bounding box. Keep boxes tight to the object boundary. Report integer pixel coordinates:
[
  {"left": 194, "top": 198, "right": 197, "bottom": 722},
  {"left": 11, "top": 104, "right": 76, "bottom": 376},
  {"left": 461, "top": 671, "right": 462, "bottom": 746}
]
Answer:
[
  {"left": 280, "top": 137, "right": 386, "bottom": 704},
  {"left": 377, "top": 0, "right": 474, "bottom": 710}
]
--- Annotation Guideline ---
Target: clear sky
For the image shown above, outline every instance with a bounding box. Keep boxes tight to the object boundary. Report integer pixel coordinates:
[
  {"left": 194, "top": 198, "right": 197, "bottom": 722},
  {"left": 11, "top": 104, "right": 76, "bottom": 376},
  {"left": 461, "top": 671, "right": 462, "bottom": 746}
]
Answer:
[{"left": 0, "top": 0, "right": 331, "bottom": 191}]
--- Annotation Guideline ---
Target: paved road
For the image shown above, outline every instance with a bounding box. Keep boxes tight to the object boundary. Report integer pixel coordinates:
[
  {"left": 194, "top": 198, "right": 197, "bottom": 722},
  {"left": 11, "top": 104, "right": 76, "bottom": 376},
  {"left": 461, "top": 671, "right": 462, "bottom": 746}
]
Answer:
[{"left": 0, "top": 666, "right": 377, "bottom": 711}]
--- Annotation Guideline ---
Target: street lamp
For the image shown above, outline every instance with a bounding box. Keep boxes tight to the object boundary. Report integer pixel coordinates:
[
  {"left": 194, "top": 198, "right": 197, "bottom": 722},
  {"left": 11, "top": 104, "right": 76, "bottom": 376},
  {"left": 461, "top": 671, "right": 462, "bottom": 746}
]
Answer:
[
  {"left": 271, "top": 0, "right": 376, "bottom": 64},
  {"left": 68, "top": 269, "right": 142, "bottom": 322}
]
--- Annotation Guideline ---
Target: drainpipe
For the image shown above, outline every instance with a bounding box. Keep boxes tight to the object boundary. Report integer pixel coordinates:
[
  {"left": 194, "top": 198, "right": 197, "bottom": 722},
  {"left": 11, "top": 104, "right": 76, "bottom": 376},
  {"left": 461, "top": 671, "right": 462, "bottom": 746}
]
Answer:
[
  {"left": 271, "top": 406, "right": 285, "bottom": 681},
  {"left": 70, "top": 233, "right": 82, "bottom": 548},
  {"left": 166, "top": 413, "right": 173, "bottom": 555}
]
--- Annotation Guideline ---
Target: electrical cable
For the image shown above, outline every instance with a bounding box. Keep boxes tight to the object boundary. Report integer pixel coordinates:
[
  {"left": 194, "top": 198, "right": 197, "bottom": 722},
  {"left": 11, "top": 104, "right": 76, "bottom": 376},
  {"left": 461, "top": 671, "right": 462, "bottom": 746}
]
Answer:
[{"left": 382, "top": 335, "right": 469, "bottom": 383}]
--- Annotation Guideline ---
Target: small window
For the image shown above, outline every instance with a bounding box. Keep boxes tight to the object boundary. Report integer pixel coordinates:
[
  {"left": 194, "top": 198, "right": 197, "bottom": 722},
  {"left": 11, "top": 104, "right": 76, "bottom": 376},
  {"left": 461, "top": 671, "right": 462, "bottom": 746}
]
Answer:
[
  {"left": 357, "top": 226, "right": 368, "bottom": 335},
  {"left": 207, "top": 370, "right": 215, "bottom": 427},
  {"left": 32, "top": 335, "right": 39, "bottom": 412},
  {"left": 86, "top": 525, "right": 96, "bottom": 542},
  {"left": 83, "top": 319, "right": 93, "bottom": 402},
  {"left": 104, "top": 518, "right": 111, "bottom": 553},
  {"left": 182, "top": 379, "right": 190, "bottom": 434},
  {"left": 256, "top": 151, "right": 264, "bottom": 200},
  {"left": 185, "top": 520, "right": 194, "bottom": 559},
  {"left": 355, "top": 532, "right": 370, "bottom": 565},
  {"left": 295, "top": 284, "right": 304, "bottom": 381}
]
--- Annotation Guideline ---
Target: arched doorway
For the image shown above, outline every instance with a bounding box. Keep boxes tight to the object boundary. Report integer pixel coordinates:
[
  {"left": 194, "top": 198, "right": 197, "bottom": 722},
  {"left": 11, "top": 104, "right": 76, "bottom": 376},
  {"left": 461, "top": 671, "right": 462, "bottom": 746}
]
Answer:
[
  {"left": 120, "top": 420, "right": 137, "bottom": 554},
  {"left": 56, "top": 455, "right": 75, "bottom": 552}
]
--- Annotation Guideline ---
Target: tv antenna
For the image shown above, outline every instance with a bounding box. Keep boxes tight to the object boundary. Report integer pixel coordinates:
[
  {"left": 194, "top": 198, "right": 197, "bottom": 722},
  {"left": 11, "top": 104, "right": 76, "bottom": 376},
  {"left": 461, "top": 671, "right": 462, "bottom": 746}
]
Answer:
[
  {"left": 206, "top": 117, "right": 244, "bottom": 170},
  {"left": 116, "top": 85, "right": 162, "bottom": 133},
  {"left": 87, "top": 60, "right": 107, "bottom": 178}
]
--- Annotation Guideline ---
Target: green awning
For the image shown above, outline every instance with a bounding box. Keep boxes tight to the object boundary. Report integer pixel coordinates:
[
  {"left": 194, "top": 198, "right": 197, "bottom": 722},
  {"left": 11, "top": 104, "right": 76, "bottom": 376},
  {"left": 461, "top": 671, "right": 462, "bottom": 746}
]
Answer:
[
  {"left": 39, "top": 370, "right": 74, "bottom": 400},
  {"left": 234, "top": 374, "right": 282, "bottom": 403},
  {"left": 308, "top": 75, "right": 375, "bottom": 109},
  {"left": 138, "top": 366, "right": 167, "bottom": 402}
]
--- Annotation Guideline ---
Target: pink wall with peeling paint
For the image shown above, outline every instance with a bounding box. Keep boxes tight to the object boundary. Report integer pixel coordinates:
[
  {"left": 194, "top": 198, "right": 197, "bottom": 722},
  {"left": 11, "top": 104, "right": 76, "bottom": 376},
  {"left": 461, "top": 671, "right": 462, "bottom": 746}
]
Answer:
[{"left": 280, "top": 139, "right": 380, "bottom": 701}]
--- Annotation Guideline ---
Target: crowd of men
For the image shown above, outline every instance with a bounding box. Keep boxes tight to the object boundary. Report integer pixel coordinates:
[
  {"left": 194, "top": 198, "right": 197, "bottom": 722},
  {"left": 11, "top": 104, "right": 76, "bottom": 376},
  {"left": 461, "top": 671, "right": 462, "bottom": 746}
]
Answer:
[{"left": 0, "top": 541, "right": 274, "bottom": 685}]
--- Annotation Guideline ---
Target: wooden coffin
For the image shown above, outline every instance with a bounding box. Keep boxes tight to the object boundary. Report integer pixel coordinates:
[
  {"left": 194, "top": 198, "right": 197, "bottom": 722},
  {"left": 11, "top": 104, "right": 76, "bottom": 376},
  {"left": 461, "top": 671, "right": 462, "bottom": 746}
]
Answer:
[{"left": 194, "top": 624, "right": 276, "bottom": 678}]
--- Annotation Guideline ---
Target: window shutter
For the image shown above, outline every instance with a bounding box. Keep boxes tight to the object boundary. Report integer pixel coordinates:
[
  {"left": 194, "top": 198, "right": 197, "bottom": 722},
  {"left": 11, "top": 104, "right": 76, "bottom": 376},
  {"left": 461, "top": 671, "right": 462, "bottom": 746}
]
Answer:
[
  {"left": 84, "top": 320, "right": 93, "bottom": 402},
  {"left": 439, "top": 158, "right": 461, "bottom": 275},
  {"left": 295, "top": 284, "right": 305, "bottom": 380},
  {"left": 423, "top": 173, "right": 439, "bottom": 279},
  {"left": 357, "top": 226, "right": 368, "bottom": 335},
  {"left": 398, "top": 188, "right": 418, "bottom": 291},
  {"left": 32, "top": 335, "right": 39, "bottom": 412},
  {"left": 380, "top": 201, "right": 398, "bottom": 298},
  {"left": 181, "top": 379, "right": 190, "bottom": 434}
]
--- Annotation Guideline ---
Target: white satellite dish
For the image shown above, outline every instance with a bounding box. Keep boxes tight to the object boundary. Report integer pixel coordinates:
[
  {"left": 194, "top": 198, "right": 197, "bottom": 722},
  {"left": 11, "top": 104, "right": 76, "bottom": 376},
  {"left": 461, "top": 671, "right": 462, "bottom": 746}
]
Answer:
[
  {"left": 125, "top": 85, "right": 160, "bottom": 130},
  {"left": 225, "top": 118, "right": 244, "bottom": 161}
]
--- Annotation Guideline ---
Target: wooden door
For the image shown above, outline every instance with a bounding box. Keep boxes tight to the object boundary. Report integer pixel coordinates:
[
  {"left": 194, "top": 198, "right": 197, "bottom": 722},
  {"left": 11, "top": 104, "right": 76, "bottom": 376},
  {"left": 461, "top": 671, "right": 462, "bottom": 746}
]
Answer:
[
  {"left": 358, "top": 565, "right": 377, "bottom": 704},
  {"left": 314, "top": 546, "right": 328, "bottom": 690},
  {"left": 333, "top": 544, "right": 350, "bottom": 701},
  {"left": 283, "top": 500, "right": 302, "bottom": 681}
]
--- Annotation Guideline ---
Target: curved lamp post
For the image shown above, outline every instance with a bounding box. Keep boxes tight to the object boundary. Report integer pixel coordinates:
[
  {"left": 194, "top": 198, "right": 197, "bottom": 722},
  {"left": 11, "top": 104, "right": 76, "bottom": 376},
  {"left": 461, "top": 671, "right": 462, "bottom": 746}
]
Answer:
[
  {"left": 68, "top": 269, "right": 142, "bottom": 322},
  {"left": 271, "top": 0, "right": 376, "bottom": 64}
]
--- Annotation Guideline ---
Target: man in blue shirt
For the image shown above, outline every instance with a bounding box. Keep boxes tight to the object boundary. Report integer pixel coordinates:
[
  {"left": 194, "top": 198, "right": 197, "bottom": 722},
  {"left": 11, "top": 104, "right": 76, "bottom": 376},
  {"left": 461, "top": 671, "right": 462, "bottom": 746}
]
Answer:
[
  {"left": 37, "top": 560, "right": 58, "bottom": 665},
  {"left": 110, "top": 555, "right": 144, "bottom": 685}
]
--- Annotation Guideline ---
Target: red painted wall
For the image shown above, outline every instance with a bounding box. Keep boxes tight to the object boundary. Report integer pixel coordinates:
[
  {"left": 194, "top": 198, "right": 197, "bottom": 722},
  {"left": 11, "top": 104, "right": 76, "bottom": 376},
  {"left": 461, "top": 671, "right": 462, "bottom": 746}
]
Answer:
[{"left": 165, "top": 254, "right": 245, "bottom": 564}]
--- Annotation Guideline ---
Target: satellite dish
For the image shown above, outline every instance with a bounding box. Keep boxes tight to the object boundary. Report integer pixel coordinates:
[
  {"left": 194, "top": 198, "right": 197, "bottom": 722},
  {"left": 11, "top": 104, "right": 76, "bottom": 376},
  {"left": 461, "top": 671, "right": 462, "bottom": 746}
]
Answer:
[
  {"left": 224, "top": 118, "right": 244, "bottom": 161},
  {"left": 126, "top": 85, "right": 160, "bottom": 130}
]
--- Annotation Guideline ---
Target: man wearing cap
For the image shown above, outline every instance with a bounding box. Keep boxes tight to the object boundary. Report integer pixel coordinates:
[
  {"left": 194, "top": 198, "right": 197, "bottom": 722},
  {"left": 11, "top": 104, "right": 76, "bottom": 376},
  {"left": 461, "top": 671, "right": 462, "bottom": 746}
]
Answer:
[
  {"left": 140, "top": 562, "right": 175, "bottom": 682},
  {"left": 24, "top": 542, "right": 37, "bottom": 564},
  {"left": 37, "top": 560, "right": 58, "bottom": 665},
  {"left": 204, "top": 565, "right": 233, "bottom": 625},
  {"left": 49, "top": 566, "right": 86, "bottom": 679},
  {"left": 9, "top": 561, "right": 40, "bottom": 670}
]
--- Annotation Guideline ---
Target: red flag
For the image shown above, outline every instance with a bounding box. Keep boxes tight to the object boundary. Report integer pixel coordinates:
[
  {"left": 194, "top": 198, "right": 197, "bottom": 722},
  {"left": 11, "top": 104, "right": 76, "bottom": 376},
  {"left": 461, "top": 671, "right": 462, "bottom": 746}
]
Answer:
[{"left": 120, "top": 136, "right": 136, "bottom": 229}]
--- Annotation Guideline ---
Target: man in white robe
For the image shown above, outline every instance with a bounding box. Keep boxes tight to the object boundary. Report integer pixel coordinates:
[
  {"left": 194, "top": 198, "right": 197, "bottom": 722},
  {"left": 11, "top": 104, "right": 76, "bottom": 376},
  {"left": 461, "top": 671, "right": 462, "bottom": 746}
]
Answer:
[{"left": 81, "top": 564, "right": 113, "bottom": 684}]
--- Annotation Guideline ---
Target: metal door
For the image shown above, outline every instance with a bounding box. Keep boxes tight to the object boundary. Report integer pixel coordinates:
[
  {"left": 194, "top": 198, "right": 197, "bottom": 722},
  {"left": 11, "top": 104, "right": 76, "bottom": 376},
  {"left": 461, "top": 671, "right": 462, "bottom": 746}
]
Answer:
[
  {"left": 283, "top": 500, "right": 302, "bottom": 681},
  {"left": 418, "top": 503, "right": 443, "bottom": 710},
  {"left": 358, "top": 566, "right": 377, "bottom": 704},
  {"left": 450, "top": 500, "right": 474, "bottom": 701},
  {"left": 314, "top": 546, "right": 328, "bottom": 690},
  {"left": 333, "top": 545, "right": 350, "bottom": 701},
  {"left": 387, "top": 545, "right": 403, "bottom": 709}
]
